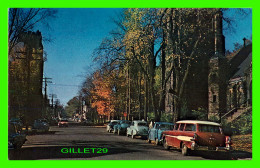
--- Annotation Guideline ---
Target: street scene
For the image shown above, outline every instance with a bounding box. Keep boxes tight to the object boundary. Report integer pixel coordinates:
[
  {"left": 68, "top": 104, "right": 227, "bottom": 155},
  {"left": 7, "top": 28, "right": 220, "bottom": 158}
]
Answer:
[
  {"left": 8, "top": 120, "right": 251, "bottom": 160},
  {"left": 8, "top": 8, "right": 252, "bottom": 160}
]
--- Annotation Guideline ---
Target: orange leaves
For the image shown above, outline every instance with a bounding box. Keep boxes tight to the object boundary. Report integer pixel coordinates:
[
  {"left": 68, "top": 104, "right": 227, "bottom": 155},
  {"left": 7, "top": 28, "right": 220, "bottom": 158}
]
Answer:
[{"left": 91, "top": 71, "right": 114, "bottom": 117}]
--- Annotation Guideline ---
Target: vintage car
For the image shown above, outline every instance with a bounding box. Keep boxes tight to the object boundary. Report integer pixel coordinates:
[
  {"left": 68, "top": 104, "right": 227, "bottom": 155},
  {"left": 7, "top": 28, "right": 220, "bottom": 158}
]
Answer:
[
  {"left": 58, "top": 119, "right": 69, "bottom": 127},
  {"left": 114, "top": 120, "right": 131, "bottom": 135},
  {"left": 162, "top": 120, "right": 232, "bottom": 156},
  {"left": 33, "top": 119, "right": 49, "bottom": 132},
  {"left": 106, "top": 120, "right": 120, "bottom": 133},
  {"left": 112, "top": 120, "right": 122, "bottom": 134},
  {"left": 148, "top": 122, "right": 174, "bottom": 145},
  {"left": 126, "top": 120, "right": 148, "bottom": 139},
  {"left": 8, "top": 122, "right": 27, "bottom": 149}
]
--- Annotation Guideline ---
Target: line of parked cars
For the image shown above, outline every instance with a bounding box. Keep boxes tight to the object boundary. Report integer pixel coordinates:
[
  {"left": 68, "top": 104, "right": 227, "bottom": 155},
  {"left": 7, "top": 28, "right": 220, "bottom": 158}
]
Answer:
[{"left": 106, "top": 119, "right": 232, "bottom": 156}]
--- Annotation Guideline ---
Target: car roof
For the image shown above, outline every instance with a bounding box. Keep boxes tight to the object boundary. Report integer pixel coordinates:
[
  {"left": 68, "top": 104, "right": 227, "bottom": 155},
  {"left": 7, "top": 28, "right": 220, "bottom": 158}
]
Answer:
[
  {"left": 110, "top": 120, "right": 119, "bottom": 122},
  {"left": 133, "top": 120, "right": 147, "bottom": 123},
  {"left": 176, "top": 120, "right": 221, "bottom": 126},
  {"left": 154, "top": 122, "right": 174, "bottom": 125}
]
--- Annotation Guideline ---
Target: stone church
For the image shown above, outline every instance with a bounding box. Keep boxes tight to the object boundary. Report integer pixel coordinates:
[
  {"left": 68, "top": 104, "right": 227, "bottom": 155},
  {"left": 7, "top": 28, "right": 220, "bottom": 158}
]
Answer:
[{"left": 165, "top": 10, "right": 252, "bottom": 122}]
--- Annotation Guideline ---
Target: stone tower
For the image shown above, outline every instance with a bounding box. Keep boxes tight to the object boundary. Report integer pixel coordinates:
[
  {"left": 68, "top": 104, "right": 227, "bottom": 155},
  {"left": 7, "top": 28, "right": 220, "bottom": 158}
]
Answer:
[{"left": 208, "top": 11, "right": 227, "bottom": 121}]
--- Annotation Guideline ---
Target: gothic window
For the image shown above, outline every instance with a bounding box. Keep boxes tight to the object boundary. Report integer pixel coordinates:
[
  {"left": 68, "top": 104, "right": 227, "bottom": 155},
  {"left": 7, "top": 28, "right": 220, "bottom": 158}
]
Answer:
[{"left": 213, "top": 95, "right": 217, "bottom": 103}]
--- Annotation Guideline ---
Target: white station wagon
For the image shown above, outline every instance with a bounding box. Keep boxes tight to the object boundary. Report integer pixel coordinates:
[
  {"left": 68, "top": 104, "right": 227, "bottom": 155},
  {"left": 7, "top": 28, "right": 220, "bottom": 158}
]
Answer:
[{"left": 126, "top": 120, "right": 149, "bottom": 139}]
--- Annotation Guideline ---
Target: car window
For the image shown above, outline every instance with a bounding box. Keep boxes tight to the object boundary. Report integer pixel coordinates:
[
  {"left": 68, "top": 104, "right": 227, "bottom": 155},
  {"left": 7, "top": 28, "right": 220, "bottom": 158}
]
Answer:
[
  {"left": 160, "top": 124, "right": 174, "bottom": 130},
  {"left": 174, "top": 124, "right": 179, "bottom": 130},
  {"left": 121, "top": 120, "right": 131, "bottom": 124},
  {"left": 138, "top": 122, "right": 147, "bottom": 126},
  {"left": 198, "top": 124, "right": 220, "bottom": 133},
  {"left": 185, "top": 124, "right": 196, "bottom": 131},
  {"left": 179, "top": 124, "right": 185, "bottom": 131},
  {"left": 131, "top": 122, "right": 134, "bottom": 126}
]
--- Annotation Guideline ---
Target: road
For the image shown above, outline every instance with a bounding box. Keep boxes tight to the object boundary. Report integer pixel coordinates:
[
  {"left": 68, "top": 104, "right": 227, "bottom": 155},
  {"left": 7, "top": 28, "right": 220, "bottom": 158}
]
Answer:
[{"left": 8, "top": 123, "right": 252, "bottom": 160}]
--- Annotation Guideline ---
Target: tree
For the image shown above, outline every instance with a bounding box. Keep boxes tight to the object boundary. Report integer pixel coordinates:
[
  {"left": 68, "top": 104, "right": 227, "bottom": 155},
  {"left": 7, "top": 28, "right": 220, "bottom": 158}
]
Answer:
[
  {"left": 8, "top": 8, "right": 57, "bottom": 58},
  {"left": 65, "top": 96, "right": 81, "bottom": 117}
]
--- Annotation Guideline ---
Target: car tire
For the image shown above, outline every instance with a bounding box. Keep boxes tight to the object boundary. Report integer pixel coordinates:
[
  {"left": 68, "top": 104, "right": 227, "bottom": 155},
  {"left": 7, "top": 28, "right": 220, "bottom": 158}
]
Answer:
[
  {"left": 131, "top": 131, "right": 135, "bottom": 139},
  {"left": 182, "top": 144, "right": 188, "bottom": 156},
  {"left": 163, "top": 138, "right": 170, "bottom": 150}
]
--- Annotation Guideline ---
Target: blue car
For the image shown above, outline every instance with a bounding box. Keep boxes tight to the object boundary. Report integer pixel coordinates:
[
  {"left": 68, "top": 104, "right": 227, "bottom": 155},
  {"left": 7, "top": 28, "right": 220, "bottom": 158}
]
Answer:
[
  {"left": 112, "top": 120, "right": 122, "bottom": 134},
  {"left": 116, "top": 120, "right": 131, "bottom": 135},
  {"left": 148, "top": 122, "right": 174, "bottom": 145}
]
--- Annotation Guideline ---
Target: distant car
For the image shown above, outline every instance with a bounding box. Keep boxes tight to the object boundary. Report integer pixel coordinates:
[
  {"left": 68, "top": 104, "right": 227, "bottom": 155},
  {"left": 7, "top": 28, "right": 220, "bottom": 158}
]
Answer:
[
  {"left": 58, "top": 119, "right": 69, "bottom": 127},
  {"left": 126, "top": 120, "right": 148, "bottom": 139},
  {"left": 148, "top": 122, "right": 174, "bottom": 145},
  {"left": 8, "top": 122, "right": 26, "bottom": 149},
  {"left": 116, "top": 120, "right": 131, "bottom": 135},
  {"left": 162, "top": 120, "right": 232, "bottom": 156},
  {"left": 33, "top": 119, "right": 49, "bottom": 132},
  {"left": 106, "top": 120, "right": 119, "bottom": 133}
]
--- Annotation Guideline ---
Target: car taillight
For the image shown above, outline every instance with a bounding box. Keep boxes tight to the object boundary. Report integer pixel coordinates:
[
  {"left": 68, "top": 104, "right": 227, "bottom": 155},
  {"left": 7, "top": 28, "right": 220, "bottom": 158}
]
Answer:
[
  {"left": 225, "top": 136, "right": 231, "bottom": 144},
  {"left": 191, "top": 133, "right": 198, "bottom": 141}
]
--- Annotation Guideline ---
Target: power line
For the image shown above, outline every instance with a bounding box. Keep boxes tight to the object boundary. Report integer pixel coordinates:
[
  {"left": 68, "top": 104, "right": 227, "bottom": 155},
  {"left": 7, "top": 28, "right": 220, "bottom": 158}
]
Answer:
[{"left": 49, "top": 83, "right": 81, "bottom": 87}]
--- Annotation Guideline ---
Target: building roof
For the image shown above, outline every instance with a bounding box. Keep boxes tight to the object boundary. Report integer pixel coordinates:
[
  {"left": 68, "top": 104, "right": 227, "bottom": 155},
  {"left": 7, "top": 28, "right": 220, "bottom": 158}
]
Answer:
[
  {"left": 231, "top": 52, "right": 252, "bottom": 79},
  {"left": 228, "top": 43, "right": 252, "bottom": 80},
  {"left": 176, "top": 120, "right": 221, "bottom": 126}
]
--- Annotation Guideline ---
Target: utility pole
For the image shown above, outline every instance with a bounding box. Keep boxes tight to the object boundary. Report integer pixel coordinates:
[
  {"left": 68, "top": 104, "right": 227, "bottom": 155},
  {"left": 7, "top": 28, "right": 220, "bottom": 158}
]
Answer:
[
  {"left": 49, "top": 93, "right": 57, "bottom": 118},
  {"left": 43, "top": 77, "right": 52, "bottom": 99},
  {"left": 43, "top": 77, "right": 52, "bottom": 118}
]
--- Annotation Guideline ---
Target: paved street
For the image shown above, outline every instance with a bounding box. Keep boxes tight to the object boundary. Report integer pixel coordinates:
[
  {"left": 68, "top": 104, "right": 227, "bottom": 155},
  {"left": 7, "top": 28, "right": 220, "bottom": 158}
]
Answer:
[{"left": 8, "top": 123, "right": 251, "bottom": 160}]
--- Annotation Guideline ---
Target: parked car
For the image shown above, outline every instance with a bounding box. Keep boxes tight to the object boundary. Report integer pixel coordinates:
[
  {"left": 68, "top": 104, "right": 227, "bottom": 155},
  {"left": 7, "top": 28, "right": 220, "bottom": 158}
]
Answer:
[
  {"left": 116, "top": 120, "right": 131, "bottom": 135},
  {"left": 148, "top": 122, "right": 174, "bottom": 145},
  {"left": 106, "top": 120, "right": 120, "bottom": 133},
  {"left": 8, "top": 122, "right": 26, "bottom": 149},
  {"left": 162, "top": 120, "right": 232, "bottom": 156},
  {"left": 112, "top": 120, "right": 122, "bottom": 134},
  {"left": 58, "top": 119, "right": 69, "bottom": 127},
  {"left": 126, "top": 120, "right": 148, "bottom": 139},
  {"left": 33, "top": 119, "right": 49, "bottom": 132}
]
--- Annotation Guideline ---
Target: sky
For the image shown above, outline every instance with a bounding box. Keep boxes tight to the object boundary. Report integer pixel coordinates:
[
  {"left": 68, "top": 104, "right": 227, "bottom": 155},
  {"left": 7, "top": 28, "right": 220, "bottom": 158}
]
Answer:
[{"left": 36, "top": 8, "right": 252, "bottom": 106}]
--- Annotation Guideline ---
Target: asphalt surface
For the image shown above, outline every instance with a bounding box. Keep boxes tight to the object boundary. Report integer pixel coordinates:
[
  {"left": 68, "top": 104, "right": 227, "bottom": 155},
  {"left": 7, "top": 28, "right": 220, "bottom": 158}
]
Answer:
[{"left": 8, "top": 123, "right": 252, "bottom": 160}]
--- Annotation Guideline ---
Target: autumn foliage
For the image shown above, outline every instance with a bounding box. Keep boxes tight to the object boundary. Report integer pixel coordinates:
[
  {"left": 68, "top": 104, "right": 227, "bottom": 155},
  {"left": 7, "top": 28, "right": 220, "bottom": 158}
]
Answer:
[{"left": 91, "top": 71, "right": 115, "bottom": 117}]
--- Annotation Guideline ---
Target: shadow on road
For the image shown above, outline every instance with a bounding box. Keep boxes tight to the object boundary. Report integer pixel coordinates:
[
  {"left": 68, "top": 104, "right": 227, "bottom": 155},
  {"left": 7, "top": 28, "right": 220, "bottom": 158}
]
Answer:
[
  {"left": 28, "top": 131, "right": 60, "bottom": 135},
  {"left": 8, "top": 141, "right": 140, "bottom": 160},
  {"left": 187, "top": 150, "right": 252, "bottom": 160}
]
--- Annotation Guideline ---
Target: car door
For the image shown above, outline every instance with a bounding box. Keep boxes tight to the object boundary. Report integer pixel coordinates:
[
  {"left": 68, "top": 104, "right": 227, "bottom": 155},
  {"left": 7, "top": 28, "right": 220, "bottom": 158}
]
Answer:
[
  {"left": 154, "top": 124, "right": 159, "bottom": 140},
  {"left": 129, "top": 121, "right": 134, "bottom": 134},
  {"left": 149, "top": 124, "right": 156, "bottom": 140}
]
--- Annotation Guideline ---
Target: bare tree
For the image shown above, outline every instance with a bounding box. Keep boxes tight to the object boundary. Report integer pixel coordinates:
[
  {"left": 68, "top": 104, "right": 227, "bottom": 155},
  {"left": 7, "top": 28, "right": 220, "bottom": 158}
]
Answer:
[{"left": 8, "top": 8, "right": 57, "bottom": 57}]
